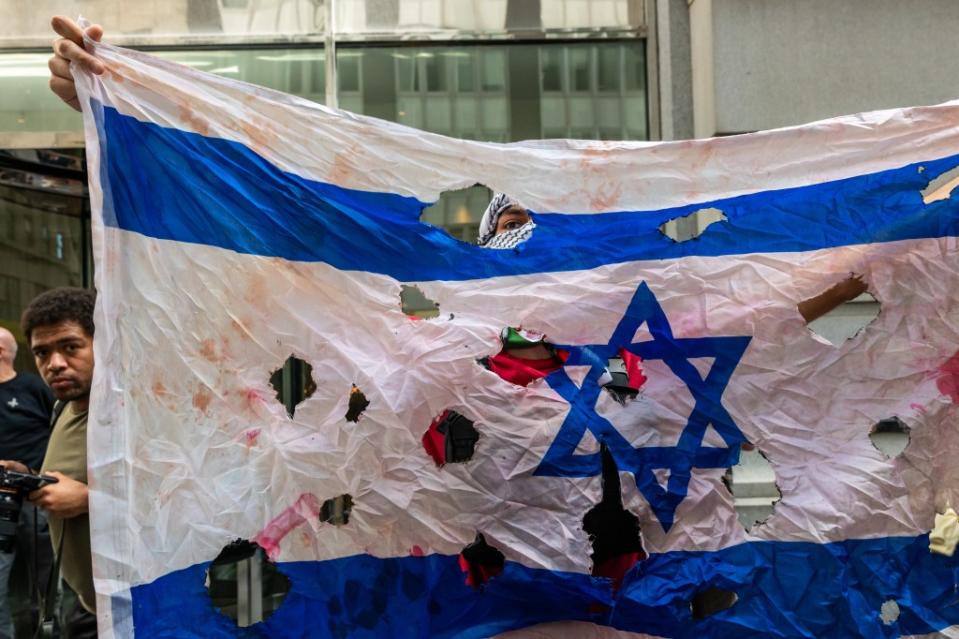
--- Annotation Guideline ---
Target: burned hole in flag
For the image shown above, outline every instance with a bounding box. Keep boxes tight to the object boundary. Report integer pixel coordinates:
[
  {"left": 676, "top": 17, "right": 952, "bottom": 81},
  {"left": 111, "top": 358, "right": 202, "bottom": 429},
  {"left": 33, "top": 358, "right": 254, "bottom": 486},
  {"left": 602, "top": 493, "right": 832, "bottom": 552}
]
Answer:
[
  {"left": 798, "top": 275, "right": 879, "bottom": 345},
  {"left": 458, "top": 533, "right": 505, "bottom": 589},
  {"left": 320, "top": 494, "right": 354, "bottom": 526},
  {"left": 422, "top": 410, "right": 479, "bottom": 466},
  {"left": 345, "top": 384, "right": 370, "bottom": 422},
  {"left": 400, "top": 284, "right": 440, "bottom": 320},
  {"left": 690, "top": 588, "right": 738, "bottom": 620},
  {"left": 601, "top": 350, "right": 647, "bottom": 405},
  {"left": 206, "top": 539, "right": 291, "bottom": 627},
  {"left": 869, "top": 417, "right": 911, "bottom": 458},
  {"left": 478, "top": 327, "right": 566, "bottom": 388},
  {"left": 880, "top": 599, "right": 901, "bottom": 625},
  {"left": 582, "top": 445, "right": 645, "bottom": 591},
  {"left": 920, "top": 164, "right": 959, "bottom": 204},
  {"left": 724, "top": 446, "right": 782, "bottom": 532},
  {"left": 659, "top": 207, "right": 728, "bottom": 242},
  {"left": 269, "top": 355, "right": 316, "bottom": 418},
  {"left": 418, "top": 183, "right": 493, "bottom": 244}
]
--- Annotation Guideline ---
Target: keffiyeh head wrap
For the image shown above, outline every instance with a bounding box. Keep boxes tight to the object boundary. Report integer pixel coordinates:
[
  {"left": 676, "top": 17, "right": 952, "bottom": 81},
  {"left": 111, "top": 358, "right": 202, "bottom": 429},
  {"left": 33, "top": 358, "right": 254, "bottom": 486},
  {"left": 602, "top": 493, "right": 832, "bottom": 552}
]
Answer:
[
  {"left": 482, "top": 222, "right": 536, "bottom": 249},
  {"left": 477, "top": 193, "right": 535, "bottom": 249}
]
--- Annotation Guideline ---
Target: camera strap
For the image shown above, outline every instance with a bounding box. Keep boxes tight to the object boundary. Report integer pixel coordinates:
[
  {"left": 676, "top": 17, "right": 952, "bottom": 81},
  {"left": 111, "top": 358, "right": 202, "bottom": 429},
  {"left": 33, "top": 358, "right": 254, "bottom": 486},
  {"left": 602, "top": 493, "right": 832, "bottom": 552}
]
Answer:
[
  {"left": 35, "top": 529, "right": 63, "bottom": 639},
  {"left": 49, "top": 401, "right": 66, "bottom": 429}
]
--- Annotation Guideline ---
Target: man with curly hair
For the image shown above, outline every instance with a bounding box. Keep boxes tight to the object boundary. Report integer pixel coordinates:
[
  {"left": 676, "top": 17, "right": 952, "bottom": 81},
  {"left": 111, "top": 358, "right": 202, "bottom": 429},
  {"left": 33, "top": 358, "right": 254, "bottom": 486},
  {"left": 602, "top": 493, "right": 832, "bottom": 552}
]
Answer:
[{"left": 0, "top": 287, "right": 98, "bottom": 638}]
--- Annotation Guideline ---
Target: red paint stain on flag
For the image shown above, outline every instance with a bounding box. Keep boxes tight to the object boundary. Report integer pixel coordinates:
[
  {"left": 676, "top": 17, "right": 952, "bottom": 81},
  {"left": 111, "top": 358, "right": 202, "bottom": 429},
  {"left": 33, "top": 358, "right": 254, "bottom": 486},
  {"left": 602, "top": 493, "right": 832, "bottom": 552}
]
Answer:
[
  {"left": 255, "top": 493, "right": 321, "bottom": 561},
  {"left": 935, "top": 352, "right": 959, "bottom": 402}
]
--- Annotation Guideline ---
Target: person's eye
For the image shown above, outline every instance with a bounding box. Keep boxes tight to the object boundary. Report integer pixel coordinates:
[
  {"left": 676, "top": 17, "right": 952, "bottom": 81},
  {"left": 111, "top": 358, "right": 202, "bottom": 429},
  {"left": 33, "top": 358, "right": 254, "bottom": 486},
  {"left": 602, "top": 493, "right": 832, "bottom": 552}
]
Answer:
[
  {"left": 64, "top": 344, "right": 79, "bottom": 353},
  {"left": 504, "top": 220, "right": 521, "bottom": 230}
]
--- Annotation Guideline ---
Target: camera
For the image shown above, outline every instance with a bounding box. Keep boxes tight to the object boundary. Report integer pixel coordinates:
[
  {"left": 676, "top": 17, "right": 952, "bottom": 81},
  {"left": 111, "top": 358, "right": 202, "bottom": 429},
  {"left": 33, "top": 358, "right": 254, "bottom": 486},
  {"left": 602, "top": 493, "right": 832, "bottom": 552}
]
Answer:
[{"left": 0, "top": 468, "right": 57, "bottom": 553}]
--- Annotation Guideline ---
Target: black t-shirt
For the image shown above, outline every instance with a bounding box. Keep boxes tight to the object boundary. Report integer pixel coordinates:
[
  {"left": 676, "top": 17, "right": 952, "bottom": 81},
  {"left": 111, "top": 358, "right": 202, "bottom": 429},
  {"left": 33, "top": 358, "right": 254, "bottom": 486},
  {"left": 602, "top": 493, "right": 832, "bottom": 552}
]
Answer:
[{"left": 0, "top": 372, "right": 54, "bottom": 470}]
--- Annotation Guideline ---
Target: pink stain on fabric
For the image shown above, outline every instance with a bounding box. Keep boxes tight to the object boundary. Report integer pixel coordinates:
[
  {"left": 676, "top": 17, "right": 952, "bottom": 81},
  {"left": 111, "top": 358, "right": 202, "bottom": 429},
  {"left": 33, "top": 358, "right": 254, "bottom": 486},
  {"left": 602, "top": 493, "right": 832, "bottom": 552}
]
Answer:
[
  {"left": 241, "top": 388, "right": 265, "bottom": 415},
  {"left": 935, "top": 352, "right": 959, "bottom": 403},
  {"left": 244, "top": 429, "right": 261, "bottom": 447},
  {"left": 410, "top": 545, "right": 425, "bottom": 557},
  {"left": 254, "top": 493, "right": 322, "bottom": 561},
  {"left": 910, "top": 403, "right": 928, "bottom": 415}
]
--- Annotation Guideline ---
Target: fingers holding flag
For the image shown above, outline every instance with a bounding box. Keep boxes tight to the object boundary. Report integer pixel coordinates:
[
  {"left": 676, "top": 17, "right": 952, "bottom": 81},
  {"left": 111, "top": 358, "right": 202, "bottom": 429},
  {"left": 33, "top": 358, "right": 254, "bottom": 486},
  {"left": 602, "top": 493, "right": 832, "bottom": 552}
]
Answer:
[{"left": 49, "top": 15, "right": 104, "bottom": 111}]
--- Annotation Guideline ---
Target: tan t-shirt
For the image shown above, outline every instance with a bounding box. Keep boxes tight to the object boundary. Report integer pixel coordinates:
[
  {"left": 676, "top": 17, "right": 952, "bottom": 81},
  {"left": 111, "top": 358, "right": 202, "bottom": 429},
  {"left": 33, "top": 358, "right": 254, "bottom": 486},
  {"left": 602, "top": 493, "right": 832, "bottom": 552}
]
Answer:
[{"left": 41, "top": 402, "right": 95, "bottom": 614}]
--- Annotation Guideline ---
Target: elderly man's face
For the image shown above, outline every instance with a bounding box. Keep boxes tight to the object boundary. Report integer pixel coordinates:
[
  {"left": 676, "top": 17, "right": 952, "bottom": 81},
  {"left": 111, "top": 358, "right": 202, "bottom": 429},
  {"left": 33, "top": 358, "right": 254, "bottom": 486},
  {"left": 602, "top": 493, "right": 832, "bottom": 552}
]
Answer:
[{"left": 494, "top": 206, "right": 531, "bottom": 235}]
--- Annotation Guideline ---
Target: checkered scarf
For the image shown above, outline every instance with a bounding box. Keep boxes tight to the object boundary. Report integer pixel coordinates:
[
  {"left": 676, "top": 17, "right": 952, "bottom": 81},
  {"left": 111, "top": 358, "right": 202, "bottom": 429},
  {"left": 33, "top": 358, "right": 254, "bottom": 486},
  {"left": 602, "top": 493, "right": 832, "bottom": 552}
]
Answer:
[{"left": 476, "top": 193, "right": 535, "bottom": 249}]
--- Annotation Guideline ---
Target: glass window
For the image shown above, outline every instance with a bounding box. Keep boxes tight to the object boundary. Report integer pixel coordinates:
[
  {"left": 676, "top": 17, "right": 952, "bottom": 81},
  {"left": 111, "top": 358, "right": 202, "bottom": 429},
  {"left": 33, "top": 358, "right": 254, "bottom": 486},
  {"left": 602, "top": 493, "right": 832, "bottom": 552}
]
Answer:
[
  {"left": 569, "top": 48, "right": 592, "bottom": 92},
  {"left": 541, "top": 48, "right": 564, "bottom": 92},
  {"left": 337, "top": 52, "right": 361, "bottom": 92},
  {"left": 455, "top": 53, "right": 475, "bottom": 93},
  {"left": 339, "top": 41, "right": 645, "bottom": 143},
  {"left": 396, "top": 53, "right": 418, "bottom": 92},
  {"left": 480, "top": 51, "right": 506, "bottom": 92},
  {"left": 540, "top": 96, "right": 567, "bottom": 130},
  {"left": 425, "top": 98, "right": 453, "bottom": 134},
  {"left": 0, "top": 0, "right": 325, "bottom": 46},
  {"left": 335, "top": 0, "right": 645, "bottom": 35},
  {"left": 480, "top": 97, "right": 509, "bottom": 142},
  {"left": 423, "top": 53, "right": 447, "bottom": 92},
  {"left": 419, "top": 184, "right": 492, "bottom": 241},
  {"left": 0, "top": 149, "right": 87, "bottom": 373},
  {"left": 0, "top": 54, "right": 83, "bottom": 143},
  {"left": 624, "top": 45, "right": 646, "bottom": 92},
  {"left": 397, "top": 96, "right": 423, "bottom": 129},
  {"left": 159, "top": 50, "right": 328, "bottom": 104},
  {"left": 0, "top": 49, "right": 328, "bottom": 142},
  {"left": 453, "top": 98, "right": 479, "bottom": 137},
  {"left": 598, "top": 47, "right": 621, "bottom": 92},
  {"left": 597, "top": 96, "right": 622, "bottom": 128}
]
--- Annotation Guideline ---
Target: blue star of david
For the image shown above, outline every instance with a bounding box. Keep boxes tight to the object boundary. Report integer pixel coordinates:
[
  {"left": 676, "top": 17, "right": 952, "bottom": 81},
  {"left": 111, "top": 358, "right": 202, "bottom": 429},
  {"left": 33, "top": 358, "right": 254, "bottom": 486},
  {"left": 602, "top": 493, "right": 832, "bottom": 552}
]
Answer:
[{"left": 534, "top": 282, "right": 752, "bottom": 532}]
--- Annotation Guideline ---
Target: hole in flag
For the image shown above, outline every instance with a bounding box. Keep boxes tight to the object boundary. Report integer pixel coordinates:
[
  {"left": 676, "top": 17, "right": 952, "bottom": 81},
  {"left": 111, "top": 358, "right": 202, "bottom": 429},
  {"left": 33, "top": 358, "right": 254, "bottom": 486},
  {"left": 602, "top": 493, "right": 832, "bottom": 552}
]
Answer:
[
  {"left": 400, "top": 284, "right": 441, "bottom": 319},
  {"left": 690, "top": 588, "right": 738, "bottom": 620},
  {"left": 582, "top": 446, "right": 645, "bottom": 591},
  {"left": 480, "top": 327, "right": 566, "bottom": 388},
  {"left": 458, "top": 533, "right": 505, "bottom": 589},
  {"left": 345, "top": 385, "right": 370, "bottom": 422},
  {"left": 659, "top": 207, "right": 727, "bottom": 242},
  {"left": 880, "top": 599, "right": 901, "bottom": 625},
  {"left": 602, "top": 351, "right": 647, "bottom": 405},
  {"left": 724, "top": 447, "right": 781, "bottom": 532},
  {"left": 420, "top": 183, "right": 492, "bottom": 243},
  {"left": 423, "top": 410, "right": 479, "bottom": 466},
  {"left": 319, "top": 494, "right": 353, "bottom": 526},
  {"left": 869, "top": 417, "right": 910, "bottom": 458},
  {"left": 270, "top": 355, "right": 316, "bottom": 418},
  {"left": 799, "top": 275, "right": 879, "bottom": 345},
  {"left": 206, "top": 539, "right": 291, "bottom": 627},
  {"left": 921, "top": 165, "right": 959, "bottom": 204}
]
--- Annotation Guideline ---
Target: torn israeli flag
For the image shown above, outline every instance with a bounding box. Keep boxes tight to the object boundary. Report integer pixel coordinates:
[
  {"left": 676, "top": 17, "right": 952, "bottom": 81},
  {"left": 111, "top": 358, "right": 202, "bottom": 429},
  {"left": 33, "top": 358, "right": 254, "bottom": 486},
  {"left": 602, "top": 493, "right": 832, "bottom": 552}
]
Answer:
[{"left": 76, "top": 37, "right": 959, "bottom": 639}]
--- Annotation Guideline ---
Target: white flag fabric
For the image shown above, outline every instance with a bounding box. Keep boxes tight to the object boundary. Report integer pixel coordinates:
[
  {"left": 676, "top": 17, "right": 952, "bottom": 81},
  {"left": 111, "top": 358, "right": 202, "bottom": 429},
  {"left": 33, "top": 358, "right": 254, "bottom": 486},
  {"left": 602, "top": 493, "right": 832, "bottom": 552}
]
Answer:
[{"left": 73, "top": 34, "right": 959, "bottom": 639}]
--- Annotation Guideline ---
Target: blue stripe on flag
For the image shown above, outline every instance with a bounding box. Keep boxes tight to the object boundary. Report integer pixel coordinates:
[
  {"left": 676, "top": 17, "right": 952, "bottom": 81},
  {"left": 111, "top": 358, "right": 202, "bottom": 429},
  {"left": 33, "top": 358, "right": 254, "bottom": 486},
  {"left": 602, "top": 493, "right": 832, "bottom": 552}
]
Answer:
[
  {"left": 93, "top": 102, "right": 959, "bottom": 282},
  {"left": 126, "top": 534, "right": 958, "bottom": 638}
]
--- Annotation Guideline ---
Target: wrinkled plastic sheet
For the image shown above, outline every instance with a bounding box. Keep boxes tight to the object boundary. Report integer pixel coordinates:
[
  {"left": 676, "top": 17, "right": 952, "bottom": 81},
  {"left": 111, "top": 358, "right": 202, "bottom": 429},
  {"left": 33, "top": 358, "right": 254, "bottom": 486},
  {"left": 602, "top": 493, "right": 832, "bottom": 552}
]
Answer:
[{"left": 73, "top": 32, "right": 959, "bottom": 639}]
